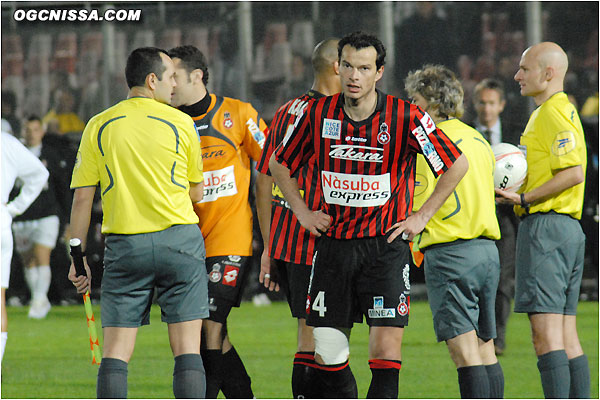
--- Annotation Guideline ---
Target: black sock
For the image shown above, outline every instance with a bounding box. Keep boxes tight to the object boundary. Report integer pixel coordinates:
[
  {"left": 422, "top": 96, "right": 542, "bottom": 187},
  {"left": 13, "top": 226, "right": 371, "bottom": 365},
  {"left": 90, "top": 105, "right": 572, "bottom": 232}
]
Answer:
[
  {"left": 485, "top": 362, "right": 505, "bottom": 398},
  {"left": 457, "top": 365, "right": 490, "bottom": 398},
  {"left": 220, "top": 346, "right": 254, "bottom": 399},
  {"left": 367, "top": 359, "right": 401, "bottom": 399},
  {"left": 537, "top": 350, "right": 570, "bottom": 399},
  {"left": 97, "top": 358, "right": 128, "bottom": 399},
  {"left": 173, "top": 353, "right": 206, "bottom": 399},
  {"left": 201, "top": 349, "right": 223, "bottom": 398},
  {"left": 315, "top": 360, "right": 357, "bottom": 398},
  {"left": 292, "top": 351, "right": 318, "bottom": 398},
  {"left": 568, "top": 354, "right": 590, "bottom": 398}
]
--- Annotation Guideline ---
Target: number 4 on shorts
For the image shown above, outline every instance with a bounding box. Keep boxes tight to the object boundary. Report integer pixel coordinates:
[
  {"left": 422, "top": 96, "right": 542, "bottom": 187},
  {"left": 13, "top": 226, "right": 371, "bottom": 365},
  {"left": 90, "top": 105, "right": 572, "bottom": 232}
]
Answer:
[{"left": 312, "top": 291, "right": 327, "bottom": 317}]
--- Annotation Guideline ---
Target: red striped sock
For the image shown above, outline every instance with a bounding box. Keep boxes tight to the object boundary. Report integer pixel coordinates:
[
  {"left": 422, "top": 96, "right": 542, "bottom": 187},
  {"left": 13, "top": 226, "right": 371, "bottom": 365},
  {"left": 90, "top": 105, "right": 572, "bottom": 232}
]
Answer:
[
  {"left": 293, "top": 351, "right": 315, "bottom": 367},
  {"left": 367, "top": 359, "right": 401, "bottom": 398},
  {"left": 314, "top": 359, "right": 357, "bottom": 397},
  {"left": 368, "top": 358, "right": 402, "bottom": 370},
  {"left": 292, "top": 352, "right": 316, "bottom": 398}
]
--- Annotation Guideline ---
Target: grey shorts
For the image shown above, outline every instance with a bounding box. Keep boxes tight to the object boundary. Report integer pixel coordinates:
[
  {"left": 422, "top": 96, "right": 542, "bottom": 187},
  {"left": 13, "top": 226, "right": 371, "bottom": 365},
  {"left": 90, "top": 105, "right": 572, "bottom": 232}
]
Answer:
[
  {"left": 101, "top": 224, "right": 209, "bottom": 327},
  {"left": 514, "top": 213, "right": 585, "bottom": 315},
  {"left": 424, "top": 239, "right": 500, "bottom": 342}
]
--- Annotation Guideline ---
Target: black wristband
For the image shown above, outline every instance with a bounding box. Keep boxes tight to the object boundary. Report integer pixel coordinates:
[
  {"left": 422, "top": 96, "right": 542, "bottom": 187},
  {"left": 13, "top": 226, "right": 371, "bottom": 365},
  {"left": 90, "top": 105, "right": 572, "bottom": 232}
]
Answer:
[{"left": 520, "top": 193, "right": 530, "bottom": 213}]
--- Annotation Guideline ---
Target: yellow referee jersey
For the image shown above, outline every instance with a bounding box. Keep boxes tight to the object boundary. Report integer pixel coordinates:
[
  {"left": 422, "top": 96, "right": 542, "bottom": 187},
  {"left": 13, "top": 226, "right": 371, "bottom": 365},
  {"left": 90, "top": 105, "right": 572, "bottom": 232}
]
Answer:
[
  {"left": 515, "top": 92, "right": 587, "bottom": 219},
  {"left": 413, "top": 118, "right": 500, "bottom": 249},
  {"left": 71, "top": 97, "right": 204, "bottom": 234}
]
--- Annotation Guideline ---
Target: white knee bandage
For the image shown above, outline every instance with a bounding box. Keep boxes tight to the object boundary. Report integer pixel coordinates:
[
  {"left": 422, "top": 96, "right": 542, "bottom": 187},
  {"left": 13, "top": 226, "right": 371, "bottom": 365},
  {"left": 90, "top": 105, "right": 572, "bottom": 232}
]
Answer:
[{"left": 314, "top": 327, "right": 350, "bottom": 365}]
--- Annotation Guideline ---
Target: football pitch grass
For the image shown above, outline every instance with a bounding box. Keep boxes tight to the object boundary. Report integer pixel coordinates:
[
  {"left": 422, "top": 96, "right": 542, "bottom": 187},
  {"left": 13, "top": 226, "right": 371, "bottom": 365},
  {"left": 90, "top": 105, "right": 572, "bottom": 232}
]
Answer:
[{"left": 1, "top": 300, "right": 598, "bottom": 399}]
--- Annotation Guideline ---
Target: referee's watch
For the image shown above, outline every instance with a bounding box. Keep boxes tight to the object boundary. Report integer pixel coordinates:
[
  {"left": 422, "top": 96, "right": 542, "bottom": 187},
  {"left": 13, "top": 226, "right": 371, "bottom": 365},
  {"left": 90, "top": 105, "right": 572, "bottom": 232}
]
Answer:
[{"left": 520, "top": 193, "right": 530, "bottom": 214}]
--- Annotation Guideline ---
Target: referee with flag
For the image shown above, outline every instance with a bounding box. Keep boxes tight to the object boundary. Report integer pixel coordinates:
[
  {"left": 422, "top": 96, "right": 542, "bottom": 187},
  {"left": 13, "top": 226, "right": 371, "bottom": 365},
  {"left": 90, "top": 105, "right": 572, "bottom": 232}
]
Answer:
[{"left": 68, "top": 47, "right": 209, "bottom": 398}]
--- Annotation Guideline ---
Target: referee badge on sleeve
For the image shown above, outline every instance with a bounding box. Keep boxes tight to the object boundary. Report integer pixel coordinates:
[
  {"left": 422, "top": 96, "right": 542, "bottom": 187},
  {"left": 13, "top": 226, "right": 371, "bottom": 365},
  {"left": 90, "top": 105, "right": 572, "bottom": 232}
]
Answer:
[{"left": 552, "top": 131, "right": 576, "bottom": 156}]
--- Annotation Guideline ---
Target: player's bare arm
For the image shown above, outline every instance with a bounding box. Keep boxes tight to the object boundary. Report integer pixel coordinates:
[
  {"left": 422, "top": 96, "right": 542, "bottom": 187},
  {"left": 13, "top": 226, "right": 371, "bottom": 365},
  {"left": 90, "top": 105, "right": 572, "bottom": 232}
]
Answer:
[
  {"left": 68, "top": 185, "right": 96, "bottom": 294},
  {"left": 495, "top": 164, "right": 584, "bottom": 205},
  {"left": 255, "top": 172, "right": 280, "bottom": 292},
  {"left": 269, "top": 154, "right": 331, "bottom": 236},
  {"left": 387, "top": 154, "right": 469, "bottom": 243},
  {"left": 189, "top": 181, "right": 204, "bottom": 203}
]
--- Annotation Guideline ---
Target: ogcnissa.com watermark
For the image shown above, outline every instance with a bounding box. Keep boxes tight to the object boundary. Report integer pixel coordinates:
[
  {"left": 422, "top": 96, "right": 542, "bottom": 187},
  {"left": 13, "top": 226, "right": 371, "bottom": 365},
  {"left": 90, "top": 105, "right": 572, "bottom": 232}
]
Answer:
[{"left": 13, "top": 8, "right": 142, "bottom": 22}]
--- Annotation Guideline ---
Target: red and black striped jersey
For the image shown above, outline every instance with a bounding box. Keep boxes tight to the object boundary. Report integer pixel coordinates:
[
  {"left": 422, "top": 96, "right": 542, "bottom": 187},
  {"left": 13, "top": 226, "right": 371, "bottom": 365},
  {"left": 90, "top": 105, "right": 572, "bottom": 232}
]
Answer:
[
  {"left": 256, "top": 90, "right": 324, "bottom": 265},
  {"left": 275, "top": 90, "right": 462, "bottom": 240}
]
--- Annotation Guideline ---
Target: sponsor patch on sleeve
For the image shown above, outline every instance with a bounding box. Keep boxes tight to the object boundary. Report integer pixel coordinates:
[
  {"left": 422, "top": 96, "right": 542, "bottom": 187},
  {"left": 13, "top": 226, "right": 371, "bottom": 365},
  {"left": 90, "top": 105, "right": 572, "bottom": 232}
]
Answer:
[
  {"left": 420, "top": 112, "right": 436, "bottom": 134},
  {"left": 551, "top": 131, "right": 576, "bottom": 156},
  {"left": 246, "top": 118, "right": 265, "bottom": 148},
  {"left": 412, "top": 126, "right": 444, "bottom": 172}
]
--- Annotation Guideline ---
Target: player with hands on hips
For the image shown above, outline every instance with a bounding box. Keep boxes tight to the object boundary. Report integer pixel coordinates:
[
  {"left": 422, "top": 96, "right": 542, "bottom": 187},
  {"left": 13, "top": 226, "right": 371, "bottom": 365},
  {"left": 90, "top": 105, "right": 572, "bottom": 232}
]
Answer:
[{"left": 270, "top": 31, "right": 467, "bottom": 398}]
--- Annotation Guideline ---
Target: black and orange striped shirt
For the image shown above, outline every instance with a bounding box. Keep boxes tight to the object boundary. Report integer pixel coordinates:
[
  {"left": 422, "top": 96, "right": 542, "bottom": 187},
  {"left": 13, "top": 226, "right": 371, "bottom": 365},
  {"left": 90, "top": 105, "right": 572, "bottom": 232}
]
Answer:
[
  {"left": 256, "top": 90, "right": 323, "bottom": 265},
  {"left": 275, "top": 90, "right": 462, "bottom": 240}
]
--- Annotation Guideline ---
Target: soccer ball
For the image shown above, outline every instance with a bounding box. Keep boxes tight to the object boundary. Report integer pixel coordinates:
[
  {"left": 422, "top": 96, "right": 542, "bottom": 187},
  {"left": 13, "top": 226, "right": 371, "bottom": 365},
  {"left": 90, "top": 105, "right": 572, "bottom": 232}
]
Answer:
[{"left": 492, "top": 143, "right": 527, "bottom": 192}]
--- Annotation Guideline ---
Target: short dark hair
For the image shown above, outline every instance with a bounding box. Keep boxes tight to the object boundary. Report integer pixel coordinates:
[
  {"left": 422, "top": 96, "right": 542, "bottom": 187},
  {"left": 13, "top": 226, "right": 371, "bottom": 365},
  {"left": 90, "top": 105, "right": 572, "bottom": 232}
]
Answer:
[
  {"left": 125, "top": 47, "right": 168, "bottom": 89},
  {"left": 168, "top": 45, "right": 209, "bottom": 86},
  {"left": 312, "top": 38, "right": 340, "bottom": 74},
  {"left": 473, "top": 78, "right": 505, "bottom": 102},
  {"left": 25, "top": 115, "right": 42, "bottom": 123},
  {"left": 1, "top": 90, "right": 17, "bottom": 109},
  {"left": 338, "top": 31, "right": 386, "bottom": 70}
]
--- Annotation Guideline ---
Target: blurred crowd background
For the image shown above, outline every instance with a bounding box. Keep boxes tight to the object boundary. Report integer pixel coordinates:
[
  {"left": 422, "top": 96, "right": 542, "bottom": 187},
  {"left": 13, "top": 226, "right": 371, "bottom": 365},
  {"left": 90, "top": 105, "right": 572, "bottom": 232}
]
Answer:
[{"left": 1, "top": 1, "right": 598, "bottom": 305}]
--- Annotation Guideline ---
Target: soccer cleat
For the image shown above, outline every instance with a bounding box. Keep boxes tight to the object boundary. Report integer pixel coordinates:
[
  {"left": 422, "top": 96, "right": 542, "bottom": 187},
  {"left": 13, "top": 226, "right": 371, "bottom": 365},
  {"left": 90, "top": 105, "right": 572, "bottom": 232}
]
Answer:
[
  {"left": 7, "top": 296, "right": 23, "bottom": 307},
  {"left": 494, "top": 345, "right": 505, "bottom": 356},
  {"left": 28, "top": 299, "right": 51, "bottom": 319},
  {"left": 252, "top": 293, "right": 271, "bottom": 307}
]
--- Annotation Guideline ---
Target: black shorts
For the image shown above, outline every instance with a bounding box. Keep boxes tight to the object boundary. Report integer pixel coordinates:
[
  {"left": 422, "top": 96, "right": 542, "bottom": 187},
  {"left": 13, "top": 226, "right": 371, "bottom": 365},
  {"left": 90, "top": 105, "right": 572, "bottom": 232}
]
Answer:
[
  {"left": 274, "top": 259, "right": 312, "bottom": 319},
  {"left": 206, "top": 255, "right": 250, "bottom": 324},
  {"left": 306, "top": 234, "right": 411, "bottom": 329}
]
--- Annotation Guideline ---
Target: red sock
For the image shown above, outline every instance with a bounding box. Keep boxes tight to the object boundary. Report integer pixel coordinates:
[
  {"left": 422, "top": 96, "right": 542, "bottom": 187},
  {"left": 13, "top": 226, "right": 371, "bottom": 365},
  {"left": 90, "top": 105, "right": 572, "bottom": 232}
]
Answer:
[{"left": 367, "top": 359, "right": 401, "bottom": 398}]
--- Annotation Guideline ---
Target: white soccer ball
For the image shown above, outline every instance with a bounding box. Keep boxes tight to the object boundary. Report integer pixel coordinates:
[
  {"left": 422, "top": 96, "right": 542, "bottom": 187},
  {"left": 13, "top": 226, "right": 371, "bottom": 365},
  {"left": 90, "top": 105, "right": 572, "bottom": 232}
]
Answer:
[{"left": 492, "top": 143, "right": 527, "bottom": 192}]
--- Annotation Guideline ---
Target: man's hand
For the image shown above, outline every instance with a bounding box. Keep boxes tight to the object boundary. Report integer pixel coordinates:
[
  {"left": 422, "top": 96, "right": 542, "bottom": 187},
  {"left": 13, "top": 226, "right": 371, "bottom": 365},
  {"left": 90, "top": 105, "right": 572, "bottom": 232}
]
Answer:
[
  {"left": 386, "top": 212, "right": 428, "bottom": 243},
  {"left": 68, "top": 259, "right": 92, "bottom": 294},
  {"left": 495, "top": 188, "right": 520, "bottom": 205},
  {"left": 296, "top": 209, "right": 332, "bottom": 237},
  {"left": 259, "top": 248, "right": 280, "bottom": 292}
]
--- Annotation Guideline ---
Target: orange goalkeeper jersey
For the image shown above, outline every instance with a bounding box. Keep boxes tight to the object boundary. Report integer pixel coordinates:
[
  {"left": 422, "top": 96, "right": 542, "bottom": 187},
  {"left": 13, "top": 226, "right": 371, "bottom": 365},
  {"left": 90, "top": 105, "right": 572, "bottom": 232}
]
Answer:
[{"left": 191, "top": 94, "right": 268, "bottom": 257}]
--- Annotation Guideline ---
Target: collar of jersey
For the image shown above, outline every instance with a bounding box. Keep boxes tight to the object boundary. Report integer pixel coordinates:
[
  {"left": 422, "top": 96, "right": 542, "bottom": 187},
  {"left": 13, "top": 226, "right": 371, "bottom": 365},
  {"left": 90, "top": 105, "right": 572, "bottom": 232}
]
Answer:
[
  {"left": 338, "top": 89, "right": 385, "bottom": 124},
  {"left": 179, "top": 93, "right": 215, "bottom": 120}
]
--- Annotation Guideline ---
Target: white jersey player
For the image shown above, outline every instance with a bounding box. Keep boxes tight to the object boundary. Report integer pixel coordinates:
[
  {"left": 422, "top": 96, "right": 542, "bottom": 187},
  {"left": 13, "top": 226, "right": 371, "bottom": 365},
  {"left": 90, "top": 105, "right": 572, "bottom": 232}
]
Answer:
[{"left": 1, "top": 131, "right": 48, "bottom": 361}]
